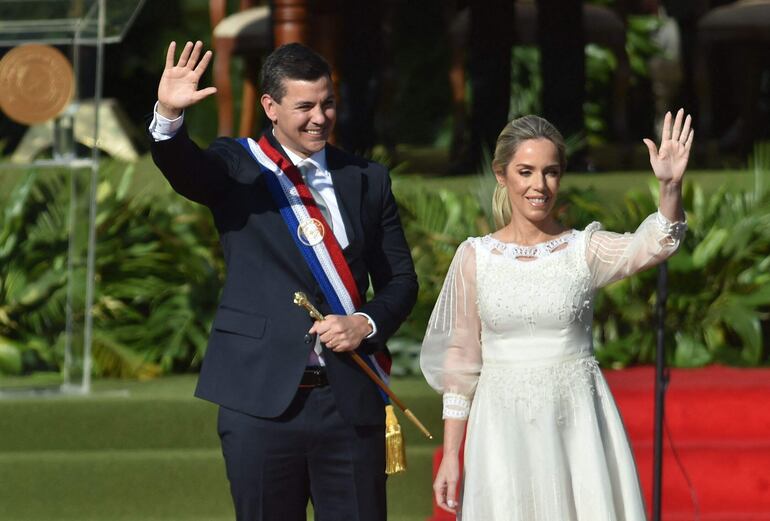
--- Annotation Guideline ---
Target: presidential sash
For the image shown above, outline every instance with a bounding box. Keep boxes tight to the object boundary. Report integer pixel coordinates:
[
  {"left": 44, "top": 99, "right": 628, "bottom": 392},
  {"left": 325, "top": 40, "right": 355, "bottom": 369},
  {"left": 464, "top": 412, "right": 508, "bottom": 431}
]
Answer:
[{"left": 237, "top": 136, "right": 392, "bottom": 393}]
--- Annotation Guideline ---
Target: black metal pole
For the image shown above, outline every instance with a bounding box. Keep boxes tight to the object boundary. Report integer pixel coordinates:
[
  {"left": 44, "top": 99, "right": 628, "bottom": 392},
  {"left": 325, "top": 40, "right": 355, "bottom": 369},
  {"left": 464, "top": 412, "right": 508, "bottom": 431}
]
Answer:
[{"left": 652, "top": 261, "right": 669, "bottom": 521}]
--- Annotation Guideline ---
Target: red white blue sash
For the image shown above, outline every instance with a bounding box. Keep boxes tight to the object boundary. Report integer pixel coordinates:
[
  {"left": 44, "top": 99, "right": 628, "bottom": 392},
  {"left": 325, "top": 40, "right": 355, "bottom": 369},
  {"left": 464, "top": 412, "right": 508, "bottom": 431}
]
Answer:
[{"left": 237, "top": 136, "right": 392, "bottom": 389}]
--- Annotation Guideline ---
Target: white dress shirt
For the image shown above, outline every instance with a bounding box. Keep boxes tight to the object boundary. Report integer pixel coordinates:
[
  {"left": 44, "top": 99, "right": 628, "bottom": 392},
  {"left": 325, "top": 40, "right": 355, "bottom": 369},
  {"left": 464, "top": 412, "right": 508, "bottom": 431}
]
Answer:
[{"left": 281, "top": 146, "right": 349, "bottom": 250}]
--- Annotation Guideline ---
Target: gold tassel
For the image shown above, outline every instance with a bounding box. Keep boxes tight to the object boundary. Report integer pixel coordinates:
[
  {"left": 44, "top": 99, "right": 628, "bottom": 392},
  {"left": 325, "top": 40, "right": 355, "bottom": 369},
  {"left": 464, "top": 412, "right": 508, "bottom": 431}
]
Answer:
[{"left": 385, "top": 404, "right": 407, "bottom": 475}]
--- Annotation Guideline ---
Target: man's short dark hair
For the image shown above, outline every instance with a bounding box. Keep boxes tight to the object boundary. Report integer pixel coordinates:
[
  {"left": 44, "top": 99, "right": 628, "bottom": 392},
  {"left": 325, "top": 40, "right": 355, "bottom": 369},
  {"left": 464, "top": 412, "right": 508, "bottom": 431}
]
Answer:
[{"left": 260, "top": 43, "right": 332, "bottom": 102}]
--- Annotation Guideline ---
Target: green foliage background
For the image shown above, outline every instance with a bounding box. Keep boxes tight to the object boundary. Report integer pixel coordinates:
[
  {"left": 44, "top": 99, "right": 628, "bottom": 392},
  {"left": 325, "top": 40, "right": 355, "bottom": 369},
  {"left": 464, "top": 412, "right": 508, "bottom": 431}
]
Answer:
[
  {"left": 1, "top": 149, "right": 769, "bottom": 378},
  {"left": 1, "top": 0, "right": 768, "bottom": 379}
]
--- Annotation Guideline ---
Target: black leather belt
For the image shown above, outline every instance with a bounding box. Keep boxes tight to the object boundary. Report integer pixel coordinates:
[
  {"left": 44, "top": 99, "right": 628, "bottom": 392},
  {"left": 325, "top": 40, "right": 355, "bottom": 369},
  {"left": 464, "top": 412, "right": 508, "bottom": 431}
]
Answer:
[{"left": 299, "top": 367, "right": 328, "bottom": 388}]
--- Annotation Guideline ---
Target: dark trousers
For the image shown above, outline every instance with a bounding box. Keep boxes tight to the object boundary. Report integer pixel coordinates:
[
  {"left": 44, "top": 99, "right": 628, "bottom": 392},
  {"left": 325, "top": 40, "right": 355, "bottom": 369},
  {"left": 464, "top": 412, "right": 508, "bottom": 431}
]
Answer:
[{"left": 217, "top": 386, "right": 386, "bottom": 521}]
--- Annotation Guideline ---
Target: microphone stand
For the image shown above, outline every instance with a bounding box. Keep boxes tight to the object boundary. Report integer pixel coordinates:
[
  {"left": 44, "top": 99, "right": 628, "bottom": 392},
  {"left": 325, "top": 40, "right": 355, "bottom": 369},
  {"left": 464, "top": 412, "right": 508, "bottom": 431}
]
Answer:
[{"left": 652, "top": 261, "right": 669, "bottom": 521}]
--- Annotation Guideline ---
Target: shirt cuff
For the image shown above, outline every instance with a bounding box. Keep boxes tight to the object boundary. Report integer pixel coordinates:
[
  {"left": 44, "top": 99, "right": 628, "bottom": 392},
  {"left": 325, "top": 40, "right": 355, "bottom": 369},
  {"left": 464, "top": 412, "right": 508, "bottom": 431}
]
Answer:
[
  {"left": 353, "top": 312, "right": 377, "bottom": 339},
  {"left": 148, "top": 101, "right": 184, "bottom": 142}
]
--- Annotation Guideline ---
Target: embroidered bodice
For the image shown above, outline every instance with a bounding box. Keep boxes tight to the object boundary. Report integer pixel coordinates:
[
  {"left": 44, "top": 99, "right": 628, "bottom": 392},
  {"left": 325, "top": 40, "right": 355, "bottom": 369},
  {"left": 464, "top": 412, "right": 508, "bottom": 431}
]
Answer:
[
  {"left": 420, "top": 212, "right": 687, "bottom": 419},
  {"left": 472, "top": 230, "right": 593, "bottom": 352}
]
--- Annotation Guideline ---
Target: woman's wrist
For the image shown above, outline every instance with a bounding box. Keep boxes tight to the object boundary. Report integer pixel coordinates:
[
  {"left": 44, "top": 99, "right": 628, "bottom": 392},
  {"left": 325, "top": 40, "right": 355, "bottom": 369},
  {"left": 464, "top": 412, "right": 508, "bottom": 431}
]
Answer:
[
  {"left": 442, "top": 447, "right": 462, "bottom": 457},
  {"left": 659, "top": 179, "right": 682, "bottom": 193}
]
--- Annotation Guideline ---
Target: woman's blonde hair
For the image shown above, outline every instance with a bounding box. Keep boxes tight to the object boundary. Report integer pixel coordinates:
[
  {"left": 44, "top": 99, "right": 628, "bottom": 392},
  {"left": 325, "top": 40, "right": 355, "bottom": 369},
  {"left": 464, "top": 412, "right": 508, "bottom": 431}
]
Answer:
[{"left": 491, "top": 115, "right": 567, "bottom": 229}]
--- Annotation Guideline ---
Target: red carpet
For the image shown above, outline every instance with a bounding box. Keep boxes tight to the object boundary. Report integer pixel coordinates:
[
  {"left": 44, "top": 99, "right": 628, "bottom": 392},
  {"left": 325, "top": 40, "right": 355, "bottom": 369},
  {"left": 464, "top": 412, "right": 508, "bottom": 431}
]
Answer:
[{"left": 429, "top": 365, "right": 770, "bottom": 520}]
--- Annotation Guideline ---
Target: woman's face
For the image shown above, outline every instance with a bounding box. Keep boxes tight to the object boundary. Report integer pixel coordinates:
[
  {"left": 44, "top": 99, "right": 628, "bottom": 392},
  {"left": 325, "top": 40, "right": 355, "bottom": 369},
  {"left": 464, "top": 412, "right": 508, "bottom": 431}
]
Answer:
[{"left": 496, "top": 138, "right": 562, "bottom": 223}]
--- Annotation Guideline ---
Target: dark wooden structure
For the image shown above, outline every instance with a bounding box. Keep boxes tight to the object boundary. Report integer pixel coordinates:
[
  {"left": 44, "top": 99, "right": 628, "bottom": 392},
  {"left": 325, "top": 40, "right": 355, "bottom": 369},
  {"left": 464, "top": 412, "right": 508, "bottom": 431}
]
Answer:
[{"left": 210, "top": 0, "right": 341, "bottom": 137}]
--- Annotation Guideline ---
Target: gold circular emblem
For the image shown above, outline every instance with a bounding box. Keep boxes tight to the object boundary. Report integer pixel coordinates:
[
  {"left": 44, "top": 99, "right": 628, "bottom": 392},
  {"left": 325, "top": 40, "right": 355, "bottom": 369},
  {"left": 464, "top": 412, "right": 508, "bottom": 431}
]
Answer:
[
  {"left": 297, "top": 218, "right": 325, "bottom": 246},
  {"left": 0, "top": 44, "right": 75, "bottom": 125}
]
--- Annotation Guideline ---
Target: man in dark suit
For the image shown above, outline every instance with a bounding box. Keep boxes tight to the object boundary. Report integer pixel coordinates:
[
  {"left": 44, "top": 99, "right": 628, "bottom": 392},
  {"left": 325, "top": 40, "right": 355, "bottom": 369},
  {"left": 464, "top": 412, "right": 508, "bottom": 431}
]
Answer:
[{"left": 148, "top": 40, "right": 418, "bottom": 521}]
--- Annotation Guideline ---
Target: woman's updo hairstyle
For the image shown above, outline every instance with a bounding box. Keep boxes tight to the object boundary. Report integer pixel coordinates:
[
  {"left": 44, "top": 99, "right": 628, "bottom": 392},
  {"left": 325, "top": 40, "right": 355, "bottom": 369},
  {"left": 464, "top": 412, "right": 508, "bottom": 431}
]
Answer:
[{"left": 491, "top": 115, "right": 567, "bottom": 229}]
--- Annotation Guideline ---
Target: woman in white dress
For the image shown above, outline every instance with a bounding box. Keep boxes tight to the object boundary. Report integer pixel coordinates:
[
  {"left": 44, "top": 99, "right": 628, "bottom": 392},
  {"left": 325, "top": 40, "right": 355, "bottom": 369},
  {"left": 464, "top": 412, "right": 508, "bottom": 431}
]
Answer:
[{"left": 420, "top": 110, "right": 693, "bottom": 520}]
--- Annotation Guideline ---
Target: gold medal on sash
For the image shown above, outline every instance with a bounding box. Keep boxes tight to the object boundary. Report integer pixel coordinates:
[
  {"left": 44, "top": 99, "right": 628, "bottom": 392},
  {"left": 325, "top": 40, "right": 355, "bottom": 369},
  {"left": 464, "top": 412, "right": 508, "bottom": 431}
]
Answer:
[{"left": 297, "top": 218, "right": 325, "bottom": 246}]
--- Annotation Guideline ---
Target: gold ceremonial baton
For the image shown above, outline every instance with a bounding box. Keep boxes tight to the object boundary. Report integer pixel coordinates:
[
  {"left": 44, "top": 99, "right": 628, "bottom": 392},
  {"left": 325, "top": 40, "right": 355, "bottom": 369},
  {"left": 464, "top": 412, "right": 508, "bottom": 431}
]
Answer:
[{"left": 293, "top": 292, "right": 433, "bottom": 440}]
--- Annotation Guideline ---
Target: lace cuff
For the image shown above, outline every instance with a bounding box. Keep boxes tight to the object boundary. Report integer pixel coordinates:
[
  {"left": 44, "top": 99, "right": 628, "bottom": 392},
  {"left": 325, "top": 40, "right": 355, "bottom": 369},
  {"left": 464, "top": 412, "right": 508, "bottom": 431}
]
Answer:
[
  {"left": 655, "top": 210, "right": 688, "bottom": 242},
  {"left": 442, "top": 392, "right": 471, "bottom": 420}
]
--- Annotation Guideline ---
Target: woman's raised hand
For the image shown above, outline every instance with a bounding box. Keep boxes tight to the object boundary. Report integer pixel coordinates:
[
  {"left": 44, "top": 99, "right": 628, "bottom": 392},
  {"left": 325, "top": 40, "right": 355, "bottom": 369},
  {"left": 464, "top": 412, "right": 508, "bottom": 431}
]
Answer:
[
  {"left": 643, "top": 108, "right": 694, "bottom": 185},
  {"left": 157, "top": 41, "right": 217, "bottom": 119}
]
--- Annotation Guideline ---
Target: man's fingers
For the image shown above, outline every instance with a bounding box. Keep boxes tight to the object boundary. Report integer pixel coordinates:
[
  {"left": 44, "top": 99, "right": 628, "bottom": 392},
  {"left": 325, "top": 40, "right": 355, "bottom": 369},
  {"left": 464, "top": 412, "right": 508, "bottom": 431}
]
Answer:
[
  {"left": 308, "top": 322, "right": 322, "bottom": 335},
  {"left": 192, "top": 86, "right": 218, "bottom": 102},
  {"left": 685, "top": 128, "right": 694, "bottom": 150},
  {"left": 194, "top": 50, "right": 214, "bottom": 75},
  {"left": 188, "top": 41, "right": 204, "bottom": 70},
  {"left": 177, "top": 41, "right": 193, "bottom": 67},
  {"left": 165, "top": 41, "right": 176, "bottom": 69}
]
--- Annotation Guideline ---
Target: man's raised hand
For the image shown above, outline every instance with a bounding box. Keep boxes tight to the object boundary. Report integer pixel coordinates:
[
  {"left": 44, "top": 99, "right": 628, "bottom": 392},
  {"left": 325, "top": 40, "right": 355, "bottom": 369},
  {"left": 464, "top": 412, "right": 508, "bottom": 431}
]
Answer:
[{"left": 157, "top": 41, "right": 217, "bottom": 119}]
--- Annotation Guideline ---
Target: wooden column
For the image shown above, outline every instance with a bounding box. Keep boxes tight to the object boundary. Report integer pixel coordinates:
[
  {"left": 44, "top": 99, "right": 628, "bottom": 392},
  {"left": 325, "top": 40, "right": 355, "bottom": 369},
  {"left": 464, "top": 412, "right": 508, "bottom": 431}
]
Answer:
[{"left": 273, "top": 0, "right": 309, "bottom": 45}]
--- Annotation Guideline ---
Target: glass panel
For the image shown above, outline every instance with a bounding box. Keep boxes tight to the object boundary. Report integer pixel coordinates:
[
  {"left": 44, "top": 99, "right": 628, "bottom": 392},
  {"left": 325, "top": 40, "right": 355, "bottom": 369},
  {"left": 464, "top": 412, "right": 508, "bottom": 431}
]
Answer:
[
  {"left": 0, "top": 0, "right": 145, "bottom": 46},
  {"left": 0, "top": 165, "right": 95, "bottom": 396}
]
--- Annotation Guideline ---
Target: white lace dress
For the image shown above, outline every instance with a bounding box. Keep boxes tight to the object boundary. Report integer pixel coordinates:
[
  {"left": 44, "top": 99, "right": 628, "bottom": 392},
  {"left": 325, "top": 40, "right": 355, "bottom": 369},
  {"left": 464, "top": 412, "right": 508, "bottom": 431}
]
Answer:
[{"left": 420, "top": 212, "right": 687, "bottom": 521}]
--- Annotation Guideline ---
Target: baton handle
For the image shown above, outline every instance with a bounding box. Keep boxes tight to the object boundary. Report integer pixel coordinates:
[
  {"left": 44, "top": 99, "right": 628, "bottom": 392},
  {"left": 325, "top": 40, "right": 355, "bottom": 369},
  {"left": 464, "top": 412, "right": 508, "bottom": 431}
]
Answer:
[{"left": 293, "top": 292, "right": 434, "bottom": 440}]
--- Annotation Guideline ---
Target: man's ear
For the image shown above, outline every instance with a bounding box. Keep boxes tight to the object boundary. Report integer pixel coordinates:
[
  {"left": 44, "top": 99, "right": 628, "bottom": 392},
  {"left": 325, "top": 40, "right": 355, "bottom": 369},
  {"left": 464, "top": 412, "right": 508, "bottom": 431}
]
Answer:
[{"left": 260, "top": 94, "right": 277, "bottom": 123}]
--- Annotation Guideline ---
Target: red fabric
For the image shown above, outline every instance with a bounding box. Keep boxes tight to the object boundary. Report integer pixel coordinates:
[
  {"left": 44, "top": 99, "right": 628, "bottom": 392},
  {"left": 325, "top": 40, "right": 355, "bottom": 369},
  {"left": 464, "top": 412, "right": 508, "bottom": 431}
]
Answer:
[
  {"left": 256, "top": 136, "right": 362, "bottom": 308},
  {"left": 428, "top": 365, "right": 770, "bottom": 520}
]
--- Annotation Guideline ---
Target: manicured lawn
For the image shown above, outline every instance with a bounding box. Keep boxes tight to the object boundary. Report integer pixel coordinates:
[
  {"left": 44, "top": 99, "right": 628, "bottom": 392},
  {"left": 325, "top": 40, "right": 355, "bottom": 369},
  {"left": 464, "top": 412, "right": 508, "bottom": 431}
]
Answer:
[{"left": 0, "top": 374, "right": 441, "bottom": 521}]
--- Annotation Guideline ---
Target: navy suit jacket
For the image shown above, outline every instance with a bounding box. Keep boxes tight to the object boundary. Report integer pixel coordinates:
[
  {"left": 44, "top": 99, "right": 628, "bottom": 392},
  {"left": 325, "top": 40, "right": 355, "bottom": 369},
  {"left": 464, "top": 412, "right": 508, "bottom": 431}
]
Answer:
[{"left": 150, "top": 127, "right": 418, "bottom": 426}]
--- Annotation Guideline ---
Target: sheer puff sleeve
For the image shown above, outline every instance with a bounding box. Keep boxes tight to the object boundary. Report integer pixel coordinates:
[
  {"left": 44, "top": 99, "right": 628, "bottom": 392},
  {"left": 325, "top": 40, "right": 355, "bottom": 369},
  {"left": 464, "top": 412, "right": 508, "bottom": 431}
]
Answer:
[
  {"left": 420, "top": 240, "right": 482, "bottom": 420},
  {"left": 586, "top": 211, "right": 687, "bottom": 289}
]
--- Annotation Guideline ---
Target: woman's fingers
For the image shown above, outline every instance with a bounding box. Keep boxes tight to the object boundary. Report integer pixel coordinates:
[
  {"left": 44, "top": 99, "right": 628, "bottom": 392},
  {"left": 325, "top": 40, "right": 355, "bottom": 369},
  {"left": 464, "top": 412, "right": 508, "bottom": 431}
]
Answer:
[
  {"left": 643, "top": 138, "right": 658, "bottom": 161},
  {"left": 434, "top": 483, "right": 457, "bottom": 512},
  {"left": 661, "top": 111, "right": 672, "bottom": 143},
  {"left": 445, "top": 482, "right": 458, "bottom": 510},
  {"left": 433, "top": 479, "right": 445, "bottom": 508},
  {"left": 433, "top": 473, "right": 458, "bottom": 513},
  {"left": 679, "top": 113, "right": 692, "bottom": 144},
  {"left": 671, "top": 108, "right": 684, "bottom": 143},
  {"left": 685, "top": 128, "right": 694, "bottom": 150}
]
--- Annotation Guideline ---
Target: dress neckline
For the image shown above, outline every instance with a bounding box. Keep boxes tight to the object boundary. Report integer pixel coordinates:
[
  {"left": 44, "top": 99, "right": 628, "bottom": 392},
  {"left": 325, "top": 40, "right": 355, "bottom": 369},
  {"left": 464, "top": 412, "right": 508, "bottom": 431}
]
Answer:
[{"left": 480, "top": 230, "right": 577, "bottom": 259}]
